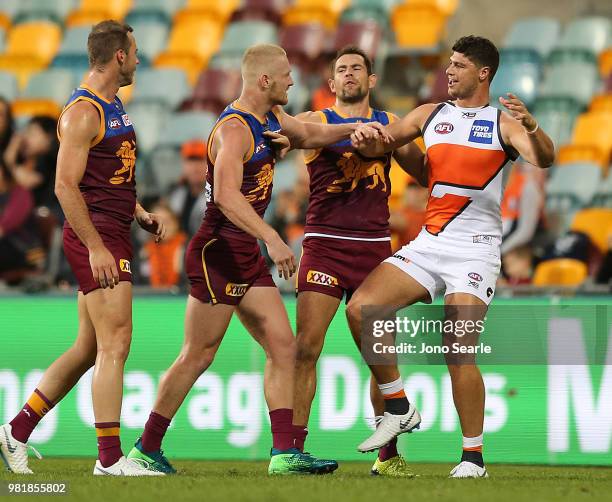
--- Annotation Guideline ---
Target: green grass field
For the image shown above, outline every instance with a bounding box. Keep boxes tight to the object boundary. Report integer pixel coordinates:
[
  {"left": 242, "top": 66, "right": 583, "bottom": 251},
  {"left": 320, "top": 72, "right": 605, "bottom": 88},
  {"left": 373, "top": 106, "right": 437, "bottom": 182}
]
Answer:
[{"left": 1, "top": 459, "right": 611, "bottom": 502}]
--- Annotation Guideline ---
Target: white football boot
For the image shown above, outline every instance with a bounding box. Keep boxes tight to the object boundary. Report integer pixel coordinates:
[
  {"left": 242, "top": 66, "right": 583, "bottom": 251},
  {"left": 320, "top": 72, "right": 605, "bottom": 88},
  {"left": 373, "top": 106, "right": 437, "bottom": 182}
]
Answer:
[
  {"left": 358, "top": 403, "right": 421, "bottom": 452},
  {"left": 449, "top": 461, "right": 489, "bottom": 478},
  {"left": 0, "top": 424, "right": 42, "bottom": 474},
  {"left": 93, "top": 456, "right": 165, "bottom": 476}
]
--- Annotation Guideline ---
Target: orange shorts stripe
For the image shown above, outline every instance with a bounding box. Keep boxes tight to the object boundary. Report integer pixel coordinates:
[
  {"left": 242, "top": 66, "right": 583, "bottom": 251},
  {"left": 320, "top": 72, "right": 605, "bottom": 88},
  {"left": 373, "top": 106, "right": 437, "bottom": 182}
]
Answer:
[
  {"left": 96, "top": 427, "right": 120, "bottom": 437},
  {"left": 26, "top": 392, "right": 50, "bottom": 418},
  {"left": 383, "top": 389, "right": 406, "bottom": 400}
]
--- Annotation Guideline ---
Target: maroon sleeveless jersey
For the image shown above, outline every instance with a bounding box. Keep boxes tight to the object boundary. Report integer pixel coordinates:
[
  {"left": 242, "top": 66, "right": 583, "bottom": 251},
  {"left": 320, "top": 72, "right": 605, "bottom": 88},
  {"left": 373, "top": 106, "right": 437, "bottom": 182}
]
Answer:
[
  {"left": 58, "top": 84, "right": 137, "bottom": 227},
  {"left": 200, "top": 102, "right": 281, "bottom": 243},
  {"left": 304, "top": 107, "right": 393, "bottom": 240}
]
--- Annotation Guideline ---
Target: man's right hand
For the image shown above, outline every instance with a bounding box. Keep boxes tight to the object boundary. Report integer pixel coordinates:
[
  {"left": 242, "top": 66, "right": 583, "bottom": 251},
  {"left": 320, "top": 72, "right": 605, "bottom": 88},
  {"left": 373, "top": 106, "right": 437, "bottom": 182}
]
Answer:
[
  {"left": 89, "top": 244, "right": 120, "bottom": 289},
  {"left": 265, "top": 234, "right": 297, "bottom": 280}
]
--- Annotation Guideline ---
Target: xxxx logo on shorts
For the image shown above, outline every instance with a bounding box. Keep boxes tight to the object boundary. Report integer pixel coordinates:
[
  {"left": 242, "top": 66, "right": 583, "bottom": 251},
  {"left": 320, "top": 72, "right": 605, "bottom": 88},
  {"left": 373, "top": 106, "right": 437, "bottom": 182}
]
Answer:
[
  {"left": 307, "top": 270, "right": 338, "bottom": 287},
  {"left": 225, "top": 283, "right": 249, "bottom": 297},
  {"left": 119, "top": 259, "right": 131, "bottom": 273}
]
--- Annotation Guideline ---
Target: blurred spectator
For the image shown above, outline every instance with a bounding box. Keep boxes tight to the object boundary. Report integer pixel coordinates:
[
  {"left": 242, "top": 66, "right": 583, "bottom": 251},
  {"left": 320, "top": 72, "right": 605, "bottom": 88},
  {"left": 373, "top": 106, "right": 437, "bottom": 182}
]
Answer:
[
  {"left": 501, "top": 162, "right": 545, "bottom": 256},
  {"left": 0, "top": 96, "right": 15, "bottom": 158},
  {"left": 498, "top": 245, "right": 534, "bottom": 286},
  {"left": 310, "top": 63, "right": 335, "bottom": 111},
  {"left": 389, "top": 179, "right": 429, "bottom": 248},
  {"left": 0, "top": 160, "right": 44, "bottom": 278},
  {"left": 166, "top": 139, "right": 207, "bottom": 237},
  {"left": 3, "top": 115, "right": 60, "bottom": 217},
  {"left": 141, "top": 202, "right": 187, "bottom": 288}
]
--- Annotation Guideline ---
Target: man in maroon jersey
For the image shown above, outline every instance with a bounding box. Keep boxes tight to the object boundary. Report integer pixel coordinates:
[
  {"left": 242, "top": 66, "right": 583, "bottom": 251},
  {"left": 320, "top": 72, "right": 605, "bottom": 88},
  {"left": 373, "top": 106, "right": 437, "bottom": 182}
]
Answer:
[
  {"left": 0, "top": 21, "right": 166, "bottom": 476},
  {"left": 292, "top": 46, "right": 427, "bottom": 477},
  {"left": 128, "top": 44, "right": 390, "bottom": 475}
]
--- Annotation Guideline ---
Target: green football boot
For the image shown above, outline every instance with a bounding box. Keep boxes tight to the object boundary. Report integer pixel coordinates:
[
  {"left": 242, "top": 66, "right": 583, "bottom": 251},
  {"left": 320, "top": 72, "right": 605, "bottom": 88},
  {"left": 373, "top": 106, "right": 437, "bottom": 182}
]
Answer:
[
  {"left": 126, "top": 437, "right": 176, "bottom": 474},
  {"left": 268, "top": 448, "right": 338, "bottom": 475}
]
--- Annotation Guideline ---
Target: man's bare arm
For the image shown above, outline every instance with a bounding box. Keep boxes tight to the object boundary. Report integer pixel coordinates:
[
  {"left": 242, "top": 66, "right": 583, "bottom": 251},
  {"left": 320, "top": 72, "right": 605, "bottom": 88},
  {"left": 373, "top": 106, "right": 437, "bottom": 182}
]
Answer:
[
  {"left": 353, "top": 104, "right": 437, "bottom": 157},
  {"left": 212, "top": 119, "right": 296, "bottom": 278},
  {"left": 499, "top": 94, "right": 554, "bottom": 168},
  {"left": 55, "top": 101, "right": 119, "bottom": 288},
  {"left": 393, "top": 142, "right": 428, "bottom": 187}
]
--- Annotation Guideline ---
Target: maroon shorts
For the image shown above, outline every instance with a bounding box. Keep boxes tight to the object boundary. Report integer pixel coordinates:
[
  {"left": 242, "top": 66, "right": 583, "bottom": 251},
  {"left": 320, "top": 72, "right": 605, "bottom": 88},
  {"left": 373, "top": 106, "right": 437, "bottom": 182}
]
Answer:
[
  {"left": 297, "top": 236, "right": 391, "bottom": 302},
  {"left": 63, "top": 223, "right": 133, "bottom": 295},
  {"left": 185, "top": 231, "right": 275, "bottom": 306}
]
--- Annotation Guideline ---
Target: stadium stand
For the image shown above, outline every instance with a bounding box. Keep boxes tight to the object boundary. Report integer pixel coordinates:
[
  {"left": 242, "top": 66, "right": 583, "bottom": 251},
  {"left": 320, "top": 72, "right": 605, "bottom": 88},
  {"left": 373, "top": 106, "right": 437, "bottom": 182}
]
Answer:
[{"left": 533, "top": 258, "right": 588, "bottom": 286}]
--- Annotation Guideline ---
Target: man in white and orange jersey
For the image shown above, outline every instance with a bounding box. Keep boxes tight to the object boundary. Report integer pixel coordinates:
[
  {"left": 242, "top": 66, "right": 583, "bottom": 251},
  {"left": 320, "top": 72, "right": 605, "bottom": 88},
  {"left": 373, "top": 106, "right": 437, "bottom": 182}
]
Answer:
[{"left": 347, "top": 36, "right": 554, "bottom": 478}]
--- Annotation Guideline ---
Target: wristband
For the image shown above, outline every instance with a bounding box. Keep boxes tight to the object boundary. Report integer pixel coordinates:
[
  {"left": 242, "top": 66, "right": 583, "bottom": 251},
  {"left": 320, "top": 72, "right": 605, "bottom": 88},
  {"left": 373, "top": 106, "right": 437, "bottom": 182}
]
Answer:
[{"left": 526, "top": 122, "right": 539, "bottom": 135}]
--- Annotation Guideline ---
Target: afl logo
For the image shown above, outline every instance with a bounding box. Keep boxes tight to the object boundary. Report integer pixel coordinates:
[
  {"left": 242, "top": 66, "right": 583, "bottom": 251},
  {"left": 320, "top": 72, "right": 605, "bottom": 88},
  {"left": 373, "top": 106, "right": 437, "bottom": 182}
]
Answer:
[
  {"left": 434, "top": 122, "right": 454, "bottom": 134},
  {"left": 108, "top": 118, "right": 121, "bottom": 129},
  {"left": 468, "top": 272, "right": 483, "bottom": 282}
]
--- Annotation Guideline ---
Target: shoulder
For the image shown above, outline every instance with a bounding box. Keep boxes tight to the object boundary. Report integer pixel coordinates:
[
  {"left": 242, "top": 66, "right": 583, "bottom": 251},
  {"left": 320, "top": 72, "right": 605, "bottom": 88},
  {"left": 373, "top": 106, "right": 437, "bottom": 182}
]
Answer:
[{"left": 58, "top": 100, "right": 102, "bottom": 141}]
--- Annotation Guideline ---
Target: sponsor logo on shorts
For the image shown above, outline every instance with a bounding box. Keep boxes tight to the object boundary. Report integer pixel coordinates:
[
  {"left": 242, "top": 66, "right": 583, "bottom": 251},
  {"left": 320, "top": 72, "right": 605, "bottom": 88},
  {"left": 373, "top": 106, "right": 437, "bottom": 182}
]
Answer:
[
  {"left": 434, "top": 122, "right": 454, "bottom": 134},
  {"left": 225, "top": 283, "right": 249, "bottom": 297},
  {"left": 468, "top": 272, "right": 483, "bottom": 282},
  {"left": 462, "top": 112, "right": 477, "bottom": 119},
  {"left": 392, "top": 254, "right": 409, "bottom": 263},
  {"left": 121, "top": 114, "right": 132, "bottom": 127},
  {"left": 307, "top": 270, "right": 338, "bottom": 287},
  {"left": 468, "top": 280, "right": 480, "bottom": 289},
  {"left": 487, "top": 287, "right": 494, "bottom": 298},
  {"left": 473, "top": 235, "right": 493, "bottom": 245},
  {"left": 119, "top": 259, "right": 131, "bottom": 273},
  {"left": 108, "top": 118, "right": 122, "bottom": 129},
  {"left": 468, "top": 120, "right": 494, "bottom": 144}
]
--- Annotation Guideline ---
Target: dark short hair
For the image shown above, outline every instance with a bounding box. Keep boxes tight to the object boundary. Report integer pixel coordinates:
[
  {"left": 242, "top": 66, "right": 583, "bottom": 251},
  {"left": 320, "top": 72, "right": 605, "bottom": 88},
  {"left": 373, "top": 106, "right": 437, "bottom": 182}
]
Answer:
[
  {"left": 451, "top": 35, "right": 499, "bottom": 82},
  {"left": 88, "top": 20, "right": 133, "bottom": 67},
  {"left": 332, "top": 45, "right": 373, "bottom": 75}
]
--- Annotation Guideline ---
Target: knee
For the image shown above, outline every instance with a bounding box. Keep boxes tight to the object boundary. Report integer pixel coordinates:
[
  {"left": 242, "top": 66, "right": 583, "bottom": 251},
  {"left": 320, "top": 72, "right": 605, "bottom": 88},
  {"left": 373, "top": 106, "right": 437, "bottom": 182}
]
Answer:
[
  {"left": 346, "top": 295, "right": 365, "bottom": 326},
  {"left": 295, "top": 331, "right": 322, "bottom": 366},
  {"left": 97, "top": 328, "right": 132, "bottom": 363},
  {"left": 177, "top": 346, "right": 218, "bottom": 377},
  {"left": 268, "top": 332, "right": 296, "bottom": 364}
]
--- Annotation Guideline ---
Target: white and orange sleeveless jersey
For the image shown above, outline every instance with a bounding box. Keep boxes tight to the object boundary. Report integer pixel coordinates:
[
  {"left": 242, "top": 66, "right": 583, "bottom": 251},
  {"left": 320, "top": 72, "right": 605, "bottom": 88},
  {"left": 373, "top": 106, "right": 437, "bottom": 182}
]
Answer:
[{"left": 419, "top": 101, "right": 518, "bottom": 252}]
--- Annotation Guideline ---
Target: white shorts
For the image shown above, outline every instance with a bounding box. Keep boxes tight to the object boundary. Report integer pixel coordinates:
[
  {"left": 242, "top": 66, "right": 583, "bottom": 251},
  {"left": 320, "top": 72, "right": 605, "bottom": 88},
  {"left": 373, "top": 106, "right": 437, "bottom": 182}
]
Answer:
[{"left": 384, "top": 235, "right": 501, "bottom": 305}]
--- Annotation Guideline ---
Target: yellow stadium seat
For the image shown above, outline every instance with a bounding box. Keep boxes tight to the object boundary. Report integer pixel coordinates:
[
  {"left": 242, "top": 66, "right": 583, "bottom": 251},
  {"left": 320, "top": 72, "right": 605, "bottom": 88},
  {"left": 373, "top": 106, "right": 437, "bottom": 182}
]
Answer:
[
  {"left": 409, "top": 0, "right": 459, "bottom": 16},
  {"left": 283, "top": 6, "right": 340, "bottom": 30},
  {"left": 590, "top": 94, "right": 612, "bottom": 113},
  {"left": 392, "top": 4, "right": 447, "bottom": 49},
  {"left": 599, "top": 47, "right": 612, "bottom": 78},
  {"left": 154, "top": 18, "right": 223, "bottom": 84},
  {"left": 0, "top": 57, "right": 47, "bottom": 90},
  {"left": 533, "top": 258, "right": 588, "bottom": 286},
  {"left": 182, "top": 0, "right": 239, "bottom": 21},
  {"left": 556, "top": 144, "right": 608, "bottom": 172},
  {"left": 71, "top": 0, "right": 133, "bottom": 20},
  {"left": 1, "top": 22, "right": 61, "bottom": 65},
  {"left": 293, "top": 0, "right": 350, "bottom": 14},
  {"left": 11, "top": 99, "right": 62, "bottom": 120},
  {"left": 568, "top": 111, "right": 612, "bottom": 167},
  {"left": 570, "top": 208, "right": 612, "bottom": 253},
  {"left": 66, "top": 10, "right": 109, "bottom": 27}
]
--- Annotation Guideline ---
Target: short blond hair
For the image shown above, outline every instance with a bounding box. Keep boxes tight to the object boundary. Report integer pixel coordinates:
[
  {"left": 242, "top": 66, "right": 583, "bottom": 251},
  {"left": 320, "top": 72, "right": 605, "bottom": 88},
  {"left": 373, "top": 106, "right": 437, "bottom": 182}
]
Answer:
[{"left": 241, "top": 44, "right": 287, "bottom": 82}]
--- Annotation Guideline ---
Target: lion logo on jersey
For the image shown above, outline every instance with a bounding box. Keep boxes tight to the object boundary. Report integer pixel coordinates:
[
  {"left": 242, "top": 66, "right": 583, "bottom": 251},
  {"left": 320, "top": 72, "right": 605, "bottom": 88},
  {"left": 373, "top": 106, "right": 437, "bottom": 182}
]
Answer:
[
  {"left": 327, "top": 152, "right": 387, "bottom": 193},
  {"left": 109, "top": 140, "right": 136, "bottom": 185},
  {"left": 245, "top": 163, "right": 274, "bottom": 202}
]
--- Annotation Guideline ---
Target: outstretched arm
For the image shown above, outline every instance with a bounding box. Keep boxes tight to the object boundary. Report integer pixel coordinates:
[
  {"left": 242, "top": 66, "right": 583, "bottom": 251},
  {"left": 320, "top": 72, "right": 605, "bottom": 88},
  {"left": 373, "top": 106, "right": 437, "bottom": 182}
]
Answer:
[
  {"left": 274, "top": 106, "right": 389, "bottom": 150},
  {"left": 212, "top": 119, "right": 296, "bottom": 279},
  {"left": 352, "top": 104, "right": 437, "bottom": 157},
  {"left": 499, "top": 93, "right": 554, "bottom": 168}
]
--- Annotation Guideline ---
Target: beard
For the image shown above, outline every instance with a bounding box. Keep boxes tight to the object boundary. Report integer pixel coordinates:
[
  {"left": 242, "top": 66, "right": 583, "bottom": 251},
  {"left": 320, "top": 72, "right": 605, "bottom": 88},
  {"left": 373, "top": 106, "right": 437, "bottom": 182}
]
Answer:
[{"left": 338, "top": 84, "right": 368, "bottom": 104}]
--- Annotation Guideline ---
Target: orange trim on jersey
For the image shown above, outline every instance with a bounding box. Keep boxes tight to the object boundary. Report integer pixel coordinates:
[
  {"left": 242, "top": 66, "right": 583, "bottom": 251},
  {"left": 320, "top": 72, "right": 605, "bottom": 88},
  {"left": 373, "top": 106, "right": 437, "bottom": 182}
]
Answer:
[
  {"left": 425, "top": 193, "right": 472, "bottom": 236},
  {"left": 231, "top": 100, "right": 266, "bottom": 124},
  {"left": 201, "top": 238, "right": 218, "bottom": 305},
  {"left": 79, "top": 84, "right": 113, "bottom": 104},
  {"left": 331, "top": 105, "right": 373, "bottom": 120},
  {"left": 427, "top": 143, "right": 507, "bottom": 188},
  {"left": 208, "top": 114, "right": 255, "bottom": 165},
  {"left": 303, "top": 110, "right": 328, "bottom": 164},
  {"left": 57, "top": 97, "right": 106, "bottom": 147},
  {"left": 385, "top": 111, "right": 397, "bottom": 124}
]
